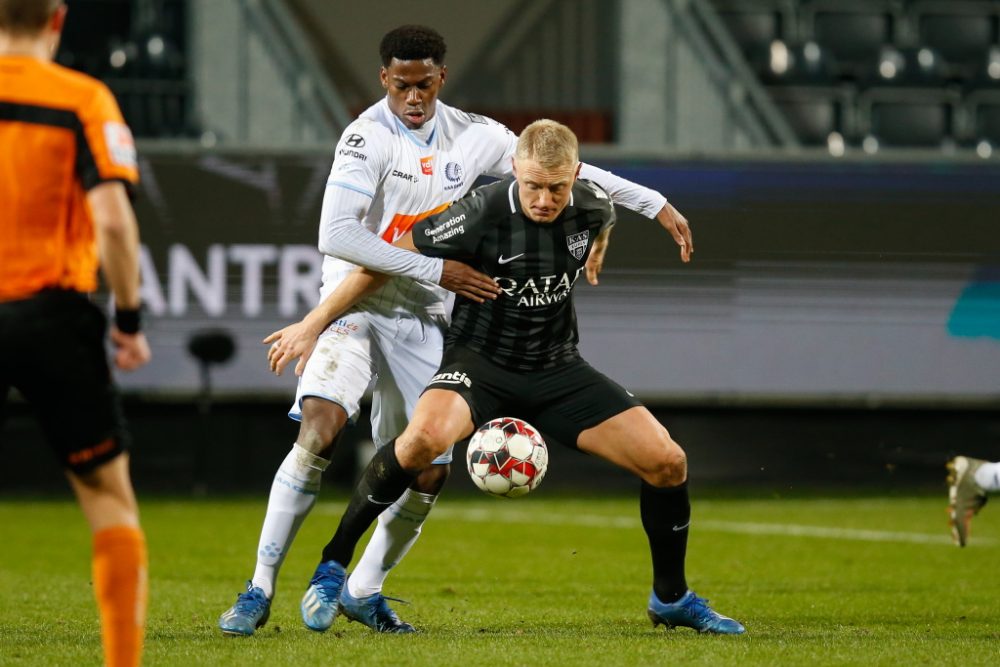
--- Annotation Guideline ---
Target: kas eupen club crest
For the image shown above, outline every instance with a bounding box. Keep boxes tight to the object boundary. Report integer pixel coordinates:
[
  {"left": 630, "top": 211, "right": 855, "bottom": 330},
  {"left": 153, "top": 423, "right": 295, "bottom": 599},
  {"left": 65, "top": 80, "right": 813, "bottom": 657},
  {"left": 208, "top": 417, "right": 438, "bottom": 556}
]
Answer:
[{"left": 566, "top": 231, "right": 590, "bottom": 260}]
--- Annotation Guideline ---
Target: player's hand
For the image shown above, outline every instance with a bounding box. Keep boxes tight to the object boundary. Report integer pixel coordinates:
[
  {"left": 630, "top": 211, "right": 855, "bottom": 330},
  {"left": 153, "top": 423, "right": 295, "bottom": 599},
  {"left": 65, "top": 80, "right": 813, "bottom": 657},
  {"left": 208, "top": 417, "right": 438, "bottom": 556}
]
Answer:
[
  {"left": 439, "top": 260, "right": 501, "bottom": 303},
  {"left": 110, "top": 329, "right": 151, "bottom": 371},
  {"left": 656, "top": 202, "right": 693, "bottom": 263},
  {"left": 585, "top": 236, "right": 609, "bottom": 286},
  {"left": 263, "top": 321, "right": 321, "bottom": 376}
]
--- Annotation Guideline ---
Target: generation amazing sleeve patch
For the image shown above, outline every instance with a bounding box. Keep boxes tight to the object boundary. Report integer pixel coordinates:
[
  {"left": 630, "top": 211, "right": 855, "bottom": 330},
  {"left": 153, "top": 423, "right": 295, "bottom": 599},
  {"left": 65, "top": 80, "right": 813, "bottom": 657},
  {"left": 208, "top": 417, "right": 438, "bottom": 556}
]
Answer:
[{"left": 413, "top": 189, "right": 488, "bottom": 260}]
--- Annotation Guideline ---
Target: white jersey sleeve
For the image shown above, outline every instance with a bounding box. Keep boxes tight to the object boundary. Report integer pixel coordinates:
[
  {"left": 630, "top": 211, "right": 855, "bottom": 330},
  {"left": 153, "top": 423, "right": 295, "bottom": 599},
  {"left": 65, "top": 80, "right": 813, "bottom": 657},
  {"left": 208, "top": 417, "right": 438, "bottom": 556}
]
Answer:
[
  {"left": 326, "top": 118, "right": 387, "bottom": 199},
  {"left": 319, "top": 120, "right": 444, "bottom": 282},
  {"left": 318, "top": 185, "right": 443, "bottom": 282},
  {"left": 471, "top": 114, "right": 519, "bottom": 179},
  {"left": 578, "top": 162, "right": 667, "bottom": 219}
]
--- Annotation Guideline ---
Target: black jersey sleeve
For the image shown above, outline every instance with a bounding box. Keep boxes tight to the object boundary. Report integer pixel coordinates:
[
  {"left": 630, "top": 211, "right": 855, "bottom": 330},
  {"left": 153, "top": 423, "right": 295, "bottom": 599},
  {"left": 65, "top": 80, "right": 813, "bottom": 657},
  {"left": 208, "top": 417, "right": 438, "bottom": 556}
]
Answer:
[{"left": 412, "top": 186, "right": 493, "bottom": 261}]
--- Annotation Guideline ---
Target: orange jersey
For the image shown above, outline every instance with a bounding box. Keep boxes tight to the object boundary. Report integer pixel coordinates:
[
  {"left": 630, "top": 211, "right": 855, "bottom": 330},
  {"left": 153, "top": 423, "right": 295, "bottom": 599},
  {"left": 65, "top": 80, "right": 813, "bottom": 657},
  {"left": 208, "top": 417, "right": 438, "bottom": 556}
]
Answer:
[{"left": 0, "top": 55, "right": 138, "bottom": 301}]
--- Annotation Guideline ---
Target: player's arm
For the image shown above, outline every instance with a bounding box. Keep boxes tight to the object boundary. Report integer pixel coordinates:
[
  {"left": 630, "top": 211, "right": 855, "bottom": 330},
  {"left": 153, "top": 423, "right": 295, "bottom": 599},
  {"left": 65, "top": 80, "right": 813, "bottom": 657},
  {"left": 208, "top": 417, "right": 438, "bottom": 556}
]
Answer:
[
  {"left": 266, "top": 232, "right": 496, "bottom": 376},
  {"left": 80, "top": 84, "right": 150, "bottom": 371},
  {"left": 477, "top": 116, "right": 691, "bottom": 263},
  {"left": 265, "top": 267, "right": 388, "bottom": 376},
  {"left": 654, "top": 201, "right": 692, "bottom": 263},
  {"left": 585, "top": 225, "right": 613, "bottom": 286},
  {"left": 88, "top": 182, "right": 151, "bottom": 371},
  {"left": 577, "top": 163, "right": 692, "bottom": 263},
  {"left": 318, "top": 125, "right": 499, "bottom": 294}
]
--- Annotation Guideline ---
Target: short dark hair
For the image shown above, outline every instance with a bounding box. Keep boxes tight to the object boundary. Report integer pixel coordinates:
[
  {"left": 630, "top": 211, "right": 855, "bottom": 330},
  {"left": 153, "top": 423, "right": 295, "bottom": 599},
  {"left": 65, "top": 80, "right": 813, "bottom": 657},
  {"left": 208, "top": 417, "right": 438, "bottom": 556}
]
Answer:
[
  {"left": 379, "top": 25, "right": 446, "bottom": 67},
  {"left": 0, "top": 0, "right": 61, "bottom": 35}
]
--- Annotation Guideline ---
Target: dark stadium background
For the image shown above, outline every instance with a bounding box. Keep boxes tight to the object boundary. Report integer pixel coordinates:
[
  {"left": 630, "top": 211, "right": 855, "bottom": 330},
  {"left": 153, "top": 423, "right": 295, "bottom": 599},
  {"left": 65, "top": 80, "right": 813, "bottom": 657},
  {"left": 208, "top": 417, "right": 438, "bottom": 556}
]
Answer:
[{"left": 4, "top": 0, "right": 1000, "bottom": 496}]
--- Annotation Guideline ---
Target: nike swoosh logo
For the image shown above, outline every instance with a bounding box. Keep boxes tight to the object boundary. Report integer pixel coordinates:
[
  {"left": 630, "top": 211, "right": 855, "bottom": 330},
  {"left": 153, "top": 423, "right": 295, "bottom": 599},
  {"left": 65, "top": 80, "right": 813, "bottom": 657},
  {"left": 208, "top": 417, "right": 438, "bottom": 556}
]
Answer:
[
  {"left": 367, "top": 495, "right": 395, "bottom": 506},
  {"left": 498, "top": 253, "right": 524, "bottom": 264},
  {"left": 672, "top": 521, "right": 691, "bottom": 532}
]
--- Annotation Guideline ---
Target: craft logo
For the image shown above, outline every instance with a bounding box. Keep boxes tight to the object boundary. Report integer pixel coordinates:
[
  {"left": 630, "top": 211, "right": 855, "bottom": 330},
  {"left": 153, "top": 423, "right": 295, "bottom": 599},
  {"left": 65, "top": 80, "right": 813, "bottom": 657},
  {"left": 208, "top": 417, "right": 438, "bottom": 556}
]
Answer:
[{"left": 566, "top": 231, "right": 590, "bottom": 260}]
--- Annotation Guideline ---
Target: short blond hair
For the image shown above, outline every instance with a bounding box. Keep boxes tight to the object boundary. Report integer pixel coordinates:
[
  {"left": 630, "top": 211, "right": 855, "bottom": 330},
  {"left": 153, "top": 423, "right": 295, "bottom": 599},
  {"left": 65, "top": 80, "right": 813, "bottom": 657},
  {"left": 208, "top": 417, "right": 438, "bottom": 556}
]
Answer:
[{"left": 515, "top": 119, "right": 579, "bottom": 169}]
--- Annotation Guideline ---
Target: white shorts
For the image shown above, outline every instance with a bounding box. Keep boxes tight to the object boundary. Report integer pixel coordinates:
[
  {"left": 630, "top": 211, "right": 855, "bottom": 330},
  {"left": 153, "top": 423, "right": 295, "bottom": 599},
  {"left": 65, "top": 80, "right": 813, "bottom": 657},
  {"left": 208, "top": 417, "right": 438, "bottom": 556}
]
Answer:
[{"left": 289, "top": 309, "right": 453, "bottom": 464}]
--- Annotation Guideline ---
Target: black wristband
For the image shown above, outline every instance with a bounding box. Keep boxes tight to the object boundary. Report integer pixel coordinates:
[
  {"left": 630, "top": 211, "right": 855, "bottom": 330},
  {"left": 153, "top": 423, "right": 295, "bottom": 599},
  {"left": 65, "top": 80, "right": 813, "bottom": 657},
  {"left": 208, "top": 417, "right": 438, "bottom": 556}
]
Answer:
[{"left": 114, "top": 306, "right": 142, "bottom": 334}]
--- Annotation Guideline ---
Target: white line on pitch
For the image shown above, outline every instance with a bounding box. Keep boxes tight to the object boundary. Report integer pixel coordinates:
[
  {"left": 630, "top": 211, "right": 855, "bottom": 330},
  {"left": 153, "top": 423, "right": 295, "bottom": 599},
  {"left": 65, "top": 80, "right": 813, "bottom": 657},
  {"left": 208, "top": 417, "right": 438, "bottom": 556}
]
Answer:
[
  {"left": 315, "top": 503, "right": 993, "bottom": 546},
  {"left": 422, "top": 507, "right": 994, "bottom": 546}
]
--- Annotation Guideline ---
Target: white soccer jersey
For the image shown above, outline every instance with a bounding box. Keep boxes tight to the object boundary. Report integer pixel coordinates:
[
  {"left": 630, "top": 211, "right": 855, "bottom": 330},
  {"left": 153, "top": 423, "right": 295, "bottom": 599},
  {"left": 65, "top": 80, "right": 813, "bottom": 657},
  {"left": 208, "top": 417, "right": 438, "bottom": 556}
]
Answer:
[
  {"left": 318, "top": 98, "right": 667, "bottom": 317},
  {"left": 321, "top": 98, "right": 517, "bottom": 315}
]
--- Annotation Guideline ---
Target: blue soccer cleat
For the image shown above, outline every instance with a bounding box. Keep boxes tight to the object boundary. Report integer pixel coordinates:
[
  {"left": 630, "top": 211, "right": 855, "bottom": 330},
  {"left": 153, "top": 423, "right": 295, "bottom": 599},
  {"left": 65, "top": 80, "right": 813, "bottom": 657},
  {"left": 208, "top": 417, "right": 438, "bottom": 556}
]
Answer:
[
  {"left": 300, "top": 560, "right": 346, "bottom": 632},
  {"left": 218, "top": 581, "right": 271, "bottom": 636},
  {"left": 647, "top": 590, "right": 745, "bottom": 635},
  {"left": 339, "top": 578, "right": 416, "bottom": 634}
]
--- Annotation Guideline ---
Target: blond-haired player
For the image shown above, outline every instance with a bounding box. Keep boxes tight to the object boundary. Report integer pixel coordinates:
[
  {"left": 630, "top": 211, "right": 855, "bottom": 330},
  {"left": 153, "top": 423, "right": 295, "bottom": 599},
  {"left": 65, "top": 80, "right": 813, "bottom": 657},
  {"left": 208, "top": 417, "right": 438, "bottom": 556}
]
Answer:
[
  {"left": 220, "top": 26, "right": 693, "bottom": 635},
  {"left": 296, "top": 119, "right": 743, "bottom": 635}
]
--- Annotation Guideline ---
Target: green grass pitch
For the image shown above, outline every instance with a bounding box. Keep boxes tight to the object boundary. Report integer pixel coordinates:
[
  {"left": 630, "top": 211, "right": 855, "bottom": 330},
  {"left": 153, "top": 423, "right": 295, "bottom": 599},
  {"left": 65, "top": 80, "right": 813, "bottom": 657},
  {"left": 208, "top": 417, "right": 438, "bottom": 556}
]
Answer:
[{"left": 1, "top": 494, "right": 997, "bottom": 666}]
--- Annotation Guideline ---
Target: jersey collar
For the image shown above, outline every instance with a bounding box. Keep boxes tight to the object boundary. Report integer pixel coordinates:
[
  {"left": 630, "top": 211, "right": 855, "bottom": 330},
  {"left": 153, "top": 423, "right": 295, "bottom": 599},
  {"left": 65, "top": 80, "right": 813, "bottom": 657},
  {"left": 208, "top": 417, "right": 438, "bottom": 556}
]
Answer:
[{"left": 392, "top": 111, "right": 437, "bottom": 148}]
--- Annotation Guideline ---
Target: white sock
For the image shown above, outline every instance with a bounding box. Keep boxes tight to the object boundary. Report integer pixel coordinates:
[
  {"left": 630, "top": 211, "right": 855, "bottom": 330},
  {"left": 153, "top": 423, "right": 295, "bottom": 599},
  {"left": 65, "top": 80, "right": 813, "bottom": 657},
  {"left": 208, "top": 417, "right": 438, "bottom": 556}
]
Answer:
[
  {"left": 347, "top": 488, "right": 437, "bottom": 598},
  {"left": 251, "top": 444, "right": 330, "bottom": 598},
  {"left": 974, "top": 461, "right": 1000, "bottom": 491}
]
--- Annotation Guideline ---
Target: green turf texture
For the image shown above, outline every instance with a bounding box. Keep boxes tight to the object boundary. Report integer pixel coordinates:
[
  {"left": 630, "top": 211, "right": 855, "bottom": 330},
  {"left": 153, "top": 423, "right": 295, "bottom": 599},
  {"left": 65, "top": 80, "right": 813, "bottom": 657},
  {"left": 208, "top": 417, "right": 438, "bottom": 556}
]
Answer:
[{"left": 1, "top": 494, "right": 997, "bottom": 666}]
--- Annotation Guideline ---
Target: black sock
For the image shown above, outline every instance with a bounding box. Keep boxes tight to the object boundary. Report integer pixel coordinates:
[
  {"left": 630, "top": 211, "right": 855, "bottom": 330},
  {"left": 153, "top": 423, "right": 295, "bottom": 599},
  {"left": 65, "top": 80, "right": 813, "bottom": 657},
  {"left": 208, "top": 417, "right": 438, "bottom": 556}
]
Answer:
[
  {"left": 320, "top": 441, "right": 418, "bottom": 566},
  {"left": 640, "top": 480, "right": 690, "bottom": 604}
]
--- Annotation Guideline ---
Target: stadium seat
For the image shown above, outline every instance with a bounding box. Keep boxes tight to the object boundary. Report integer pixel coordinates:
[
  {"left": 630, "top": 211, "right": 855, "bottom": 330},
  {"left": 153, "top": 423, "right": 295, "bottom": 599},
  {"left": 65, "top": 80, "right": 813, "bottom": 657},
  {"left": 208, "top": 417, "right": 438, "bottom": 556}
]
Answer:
[
  {"left": 766, "top": 85, "right": 854, "bottom": 145},
  {"left": 977, "top": 103, "right": 1000, "bottom": 142},
  {"left": 863, "top": 46, "right": 950, "bottom": 87},
  {"left": 759, "top": 41, "right": 839, "bottom": 85},
  {"left": 860, "top": 88, "right": 959, "bottom": 147},
  {"left": 803, "top": 1, "right": 900, "bottom": 78},
  {"left": 54, "top": 0, "right": 192, "bottom": 138},
  {"left": 914, "top": 1, "right": 999, "bottom": 80},
  {"left": 714, "top": 2, "right": 787, "bottom": 63},
  {"left": 966, "top": 91, "right": 1000, "bottom": 143}
]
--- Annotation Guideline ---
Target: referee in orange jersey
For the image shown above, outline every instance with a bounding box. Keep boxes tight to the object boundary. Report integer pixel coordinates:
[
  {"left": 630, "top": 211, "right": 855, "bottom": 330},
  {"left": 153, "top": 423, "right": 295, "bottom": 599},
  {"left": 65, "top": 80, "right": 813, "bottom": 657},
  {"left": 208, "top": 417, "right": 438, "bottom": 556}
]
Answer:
[{"left": 0, "top": 2, "right": 149, "bottom": 666}]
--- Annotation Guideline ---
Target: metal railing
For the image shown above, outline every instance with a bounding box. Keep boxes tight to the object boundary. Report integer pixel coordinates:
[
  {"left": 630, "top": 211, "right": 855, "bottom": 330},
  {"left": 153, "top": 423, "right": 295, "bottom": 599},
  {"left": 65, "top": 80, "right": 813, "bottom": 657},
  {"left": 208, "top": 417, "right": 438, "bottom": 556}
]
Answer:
[
  {"left": 236, "top": 0, "right": 352, "bottom": 141},
  {"left": 677, "top": 0, "right": 800, "bottom": 147}
]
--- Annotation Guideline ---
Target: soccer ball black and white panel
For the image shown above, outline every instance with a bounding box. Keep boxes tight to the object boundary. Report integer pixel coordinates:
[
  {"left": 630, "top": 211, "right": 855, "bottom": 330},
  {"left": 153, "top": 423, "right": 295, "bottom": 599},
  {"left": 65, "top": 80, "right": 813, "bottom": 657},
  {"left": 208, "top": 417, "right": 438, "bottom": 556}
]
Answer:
[{"left": 466, "top": 417, "right": 548, "bottom": 498}]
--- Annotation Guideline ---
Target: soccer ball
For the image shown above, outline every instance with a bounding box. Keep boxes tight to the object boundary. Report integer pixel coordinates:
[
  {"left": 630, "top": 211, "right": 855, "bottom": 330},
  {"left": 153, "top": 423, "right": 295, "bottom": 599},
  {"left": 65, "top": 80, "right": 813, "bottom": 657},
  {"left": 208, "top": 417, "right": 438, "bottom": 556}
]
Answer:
[{"left": 466, "top": 417, "right": 548, "bottom": 498}]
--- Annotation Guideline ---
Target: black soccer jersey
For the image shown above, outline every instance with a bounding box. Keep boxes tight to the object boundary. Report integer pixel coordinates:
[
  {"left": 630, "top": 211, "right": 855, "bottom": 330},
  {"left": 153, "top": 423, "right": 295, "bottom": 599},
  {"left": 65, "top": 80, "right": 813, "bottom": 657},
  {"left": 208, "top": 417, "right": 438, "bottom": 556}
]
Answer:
[{"left": 412, "top": 176, "right": 616, "bottom": 371}]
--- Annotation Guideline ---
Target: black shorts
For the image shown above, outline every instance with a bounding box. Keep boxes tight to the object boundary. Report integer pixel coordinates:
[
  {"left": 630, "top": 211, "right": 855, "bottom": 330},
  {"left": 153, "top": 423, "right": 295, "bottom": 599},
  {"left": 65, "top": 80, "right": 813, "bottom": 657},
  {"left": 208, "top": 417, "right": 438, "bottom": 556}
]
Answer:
[
  {"left": 425, "top": 344, "right": 642, "bottom": 449},
  {"left": 0, "top": 290, "right": 128, "bottom": 473}
]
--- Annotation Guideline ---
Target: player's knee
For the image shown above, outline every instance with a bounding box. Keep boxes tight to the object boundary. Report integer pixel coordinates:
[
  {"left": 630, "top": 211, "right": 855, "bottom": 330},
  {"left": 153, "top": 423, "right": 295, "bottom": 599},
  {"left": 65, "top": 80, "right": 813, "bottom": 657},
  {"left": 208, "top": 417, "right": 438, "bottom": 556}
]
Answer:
[
  {"left": 640, "top": 437, "right": 687, "bottom": 487},
  {"left": 297, "top": 399, "right": 348, "bottom": 455},
  {"left": 399, "top": 424, "right": 452, "bottom": 464}
]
